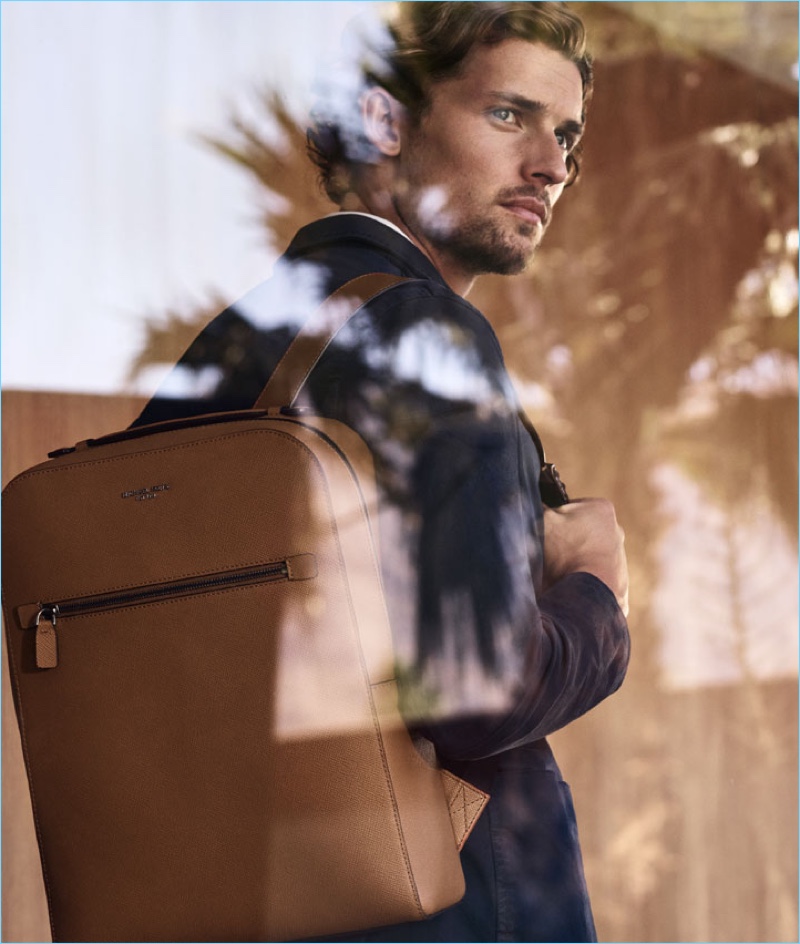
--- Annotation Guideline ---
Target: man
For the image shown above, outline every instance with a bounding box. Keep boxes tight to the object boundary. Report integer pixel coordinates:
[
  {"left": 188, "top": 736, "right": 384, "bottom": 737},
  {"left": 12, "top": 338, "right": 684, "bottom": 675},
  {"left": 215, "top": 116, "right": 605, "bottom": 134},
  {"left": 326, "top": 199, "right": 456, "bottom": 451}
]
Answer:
[{"left": 136, "top": 3, "right": 630, "bottom": 940}]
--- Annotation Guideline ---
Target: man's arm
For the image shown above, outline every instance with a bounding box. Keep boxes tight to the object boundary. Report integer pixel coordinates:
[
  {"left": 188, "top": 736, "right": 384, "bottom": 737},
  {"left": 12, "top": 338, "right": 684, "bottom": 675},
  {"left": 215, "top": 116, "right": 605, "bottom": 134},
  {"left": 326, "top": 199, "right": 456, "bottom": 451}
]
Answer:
[
  {"left": 310, "top": 284, "right": 631, "bottom": 762},
  {"left": 391, "top": 378, "right": 630, "bottom": 762}
]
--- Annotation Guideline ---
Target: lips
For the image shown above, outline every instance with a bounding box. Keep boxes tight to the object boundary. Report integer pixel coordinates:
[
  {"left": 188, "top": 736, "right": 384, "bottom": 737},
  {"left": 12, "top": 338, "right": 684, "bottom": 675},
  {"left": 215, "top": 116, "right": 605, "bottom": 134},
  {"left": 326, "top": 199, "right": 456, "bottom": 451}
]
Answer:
[{"left": 500, "top": 198, "right": 547, "bottom": 226}]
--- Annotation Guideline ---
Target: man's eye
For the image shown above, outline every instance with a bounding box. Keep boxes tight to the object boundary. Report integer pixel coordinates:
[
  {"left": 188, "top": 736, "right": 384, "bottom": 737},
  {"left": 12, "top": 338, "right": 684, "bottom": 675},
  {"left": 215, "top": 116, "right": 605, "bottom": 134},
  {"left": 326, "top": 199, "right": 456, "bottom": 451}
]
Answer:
[
  {"left": 491, "top": 108, "right": 517, "bottom": 124},
  {"left": 556, "top": 131, "right": 575, "bottom": 152}
]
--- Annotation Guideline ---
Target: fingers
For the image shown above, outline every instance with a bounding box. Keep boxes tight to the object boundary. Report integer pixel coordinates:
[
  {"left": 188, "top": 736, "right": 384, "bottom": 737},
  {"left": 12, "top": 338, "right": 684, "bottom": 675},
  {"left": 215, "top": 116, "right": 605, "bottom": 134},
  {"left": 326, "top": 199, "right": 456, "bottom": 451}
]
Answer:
[{"left": 542, "top": 497, "right": 628, "bottom": 614}]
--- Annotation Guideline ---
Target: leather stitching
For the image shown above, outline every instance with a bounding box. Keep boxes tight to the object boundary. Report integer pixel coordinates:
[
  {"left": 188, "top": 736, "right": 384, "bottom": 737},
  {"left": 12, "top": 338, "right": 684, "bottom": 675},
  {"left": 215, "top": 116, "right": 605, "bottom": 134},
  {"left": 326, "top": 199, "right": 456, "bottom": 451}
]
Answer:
[{"left": 440, "top": 769, "right": 490, "bottom": 851}]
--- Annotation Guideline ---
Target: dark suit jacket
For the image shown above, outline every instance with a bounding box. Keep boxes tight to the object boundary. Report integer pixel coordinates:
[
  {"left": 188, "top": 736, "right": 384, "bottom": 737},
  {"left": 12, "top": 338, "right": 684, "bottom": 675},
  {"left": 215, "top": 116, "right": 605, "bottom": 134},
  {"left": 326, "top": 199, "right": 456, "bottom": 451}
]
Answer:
[{"left": 135, "top": 213, "right": 630, "bottom": 942}]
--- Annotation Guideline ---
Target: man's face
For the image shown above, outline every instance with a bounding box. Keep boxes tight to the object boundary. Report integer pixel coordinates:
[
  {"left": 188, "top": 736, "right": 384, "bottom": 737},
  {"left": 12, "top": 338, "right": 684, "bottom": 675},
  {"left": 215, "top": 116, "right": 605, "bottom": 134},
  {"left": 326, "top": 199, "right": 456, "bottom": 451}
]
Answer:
[{"left": 392, "top": 39, "right": 585, "bottom": 279}]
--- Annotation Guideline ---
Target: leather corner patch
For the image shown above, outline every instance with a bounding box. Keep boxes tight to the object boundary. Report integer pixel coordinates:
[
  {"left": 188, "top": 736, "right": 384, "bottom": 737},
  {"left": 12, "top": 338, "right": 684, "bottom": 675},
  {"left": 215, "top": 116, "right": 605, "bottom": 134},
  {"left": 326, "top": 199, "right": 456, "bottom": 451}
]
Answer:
[{"left": 440, "top": 769, "right": 490, "bottom": 851}]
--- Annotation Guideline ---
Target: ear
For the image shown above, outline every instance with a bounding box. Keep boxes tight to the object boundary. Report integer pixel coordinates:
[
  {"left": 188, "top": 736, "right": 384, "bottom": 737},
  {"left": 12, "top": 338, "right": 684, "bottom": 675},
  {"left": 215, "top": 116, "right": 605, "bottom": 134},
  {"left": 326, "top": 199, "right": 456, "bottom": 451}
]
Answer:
[{"left": 360, "top": 87, "right": 404, "bottom": 157}]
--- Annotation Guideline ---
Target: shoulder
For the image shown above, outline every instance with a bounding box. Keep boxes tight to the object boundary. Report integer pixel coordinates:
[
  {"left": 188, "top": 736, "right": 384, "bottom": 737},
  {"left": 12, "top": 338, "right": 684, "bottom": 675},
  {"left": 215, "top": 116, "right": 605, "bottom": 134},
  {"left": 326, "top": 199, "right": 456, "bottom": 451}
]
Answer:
[
  {"left": 323, "top": 277, "right": 516, "bottom": 410},
  {"left": 360, "top": 278, "right": 505, "bottom": 362}
]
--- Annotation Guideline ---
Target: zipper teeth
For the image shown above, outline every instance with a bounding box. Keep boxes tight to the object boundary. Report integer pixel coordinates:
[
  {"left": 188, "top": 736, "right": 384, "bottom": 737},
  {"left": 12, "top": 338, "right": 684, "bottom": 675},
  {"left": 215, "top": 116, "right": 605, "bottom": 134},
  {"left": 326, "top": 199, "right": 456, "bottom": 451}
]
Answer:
[{"left": 55, "top": 563, "right": 288, "bottom": 617}]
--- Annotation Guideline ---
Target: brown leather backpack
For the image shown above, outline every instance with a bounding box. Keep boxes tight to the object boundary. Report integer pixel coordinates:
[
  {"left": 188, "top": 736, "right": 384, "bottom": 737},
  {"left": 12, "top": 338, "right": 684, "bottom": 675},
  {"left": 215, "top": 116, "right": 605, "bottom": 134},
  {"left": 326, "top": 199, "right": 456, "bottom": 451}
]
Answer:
[{"left": 2, "top": 274, "right": 488, "bottom": 942}]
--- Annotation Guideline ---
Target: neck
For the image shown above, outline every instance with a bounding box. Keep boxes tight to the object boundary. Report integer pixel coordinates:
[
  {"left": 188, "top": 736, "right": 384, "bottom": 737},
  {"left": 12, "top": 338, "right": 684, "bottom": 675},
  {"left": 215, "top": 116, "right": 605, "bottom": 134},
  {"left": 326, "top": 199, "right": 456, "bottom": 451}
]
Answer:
[{"left": 339, "top": 193, "right": 476, "bottom": 297}]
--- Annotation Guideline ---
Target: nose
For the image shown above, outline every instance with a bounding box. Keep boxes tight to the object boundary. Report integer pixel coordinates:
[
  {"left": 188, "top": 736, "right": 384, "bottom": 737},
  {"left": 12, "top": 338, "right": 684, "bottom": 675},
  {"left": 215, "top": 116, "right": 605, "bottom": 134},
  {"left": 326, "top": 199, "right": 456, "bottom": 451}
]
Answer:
[{"left": 521, "top": 132, "right": 569, "bottom": 187}]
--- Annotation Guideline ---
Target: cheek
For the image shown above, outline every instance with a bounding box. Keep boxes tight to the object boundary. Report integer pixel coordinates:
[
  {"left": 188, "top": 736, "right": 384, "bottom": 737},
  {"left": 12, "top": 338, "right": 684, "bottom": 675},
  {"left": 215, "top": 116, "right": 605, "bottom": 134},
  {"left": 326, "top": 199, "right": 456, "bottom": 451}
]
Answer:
[
  {"left": 434, "top": 142, "right": 479, "bottom": 180},
  {"left": 405, "top": 139, "right": 458, "bottom": 187},
  {"left": 431, "top": 122, "right": 496, "bottom": 177}
]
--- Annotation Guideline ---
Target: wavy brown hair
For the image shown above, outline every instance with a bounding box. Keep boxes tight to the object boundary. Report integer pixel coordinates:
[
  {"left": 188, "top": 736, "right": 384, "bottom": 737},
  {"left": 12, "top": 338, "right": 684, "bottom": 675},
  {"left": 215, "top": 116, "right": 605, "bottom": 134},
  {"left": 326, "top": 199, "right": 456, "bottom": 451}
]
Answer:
[{"left": 307, "top": 2, "right": 594, "bottom": 204}]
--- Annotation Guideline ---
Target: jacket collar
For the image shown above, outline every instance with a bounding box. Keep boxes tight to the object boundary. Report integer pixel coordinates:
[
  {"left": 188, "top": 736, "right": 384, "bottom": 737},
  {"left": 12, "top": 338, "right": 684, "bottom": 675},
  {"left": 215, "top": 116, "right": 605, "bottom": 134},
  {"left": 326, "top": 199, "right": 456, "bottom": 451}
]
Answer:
[{"left": 284, "top": 213, "right": 449, "bottom": 289}]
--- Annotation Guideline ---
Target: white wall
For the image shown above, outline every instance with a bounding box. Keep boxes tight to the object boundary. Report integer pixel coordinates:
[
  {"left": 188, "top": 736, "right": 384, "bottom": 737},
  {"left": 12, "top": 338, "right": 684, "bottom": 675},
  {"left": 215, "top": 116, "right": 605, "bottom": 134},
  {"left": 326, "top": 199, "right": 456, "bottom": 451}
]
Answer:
[{"left": 2, "top": 0, "right": 374, "bottom": 394}]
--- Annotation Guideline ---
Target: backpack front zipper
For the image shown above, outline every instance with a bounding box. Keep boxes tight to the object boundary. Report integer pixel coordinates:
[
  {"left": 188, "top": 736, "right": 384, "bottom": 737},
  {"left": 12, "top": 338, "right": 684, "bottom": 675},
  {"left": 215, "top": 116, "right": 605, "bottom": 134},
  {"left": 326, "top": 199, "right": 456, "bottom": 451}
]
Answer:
[{"left": 27, "top": 553, "right": 317, "bottom": 670}]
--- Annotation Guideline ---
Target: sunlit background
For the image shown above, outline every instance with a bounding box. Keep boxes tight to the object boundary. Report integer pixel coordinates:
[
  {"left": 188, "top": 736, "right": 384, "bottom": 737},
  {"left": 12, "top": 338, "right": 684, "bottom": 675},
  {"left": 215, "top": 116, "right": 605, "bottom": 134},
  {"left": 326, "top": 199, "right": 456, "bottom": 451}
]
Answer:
[{"left": 2, "top": 2, "right": 798, "bottom": 942}]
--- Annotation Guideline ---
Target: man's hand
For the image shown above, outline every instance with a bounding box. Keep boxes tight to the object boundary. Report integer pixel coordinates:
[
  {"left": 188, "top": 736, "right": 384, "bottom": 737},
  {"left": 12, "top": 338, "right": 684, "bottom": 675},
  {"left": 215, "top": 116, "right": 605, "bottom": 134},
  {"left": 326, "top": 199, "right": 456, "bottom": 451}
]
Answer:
[{"left": 543, "top": 498, "right": 629, "bottom": 615}]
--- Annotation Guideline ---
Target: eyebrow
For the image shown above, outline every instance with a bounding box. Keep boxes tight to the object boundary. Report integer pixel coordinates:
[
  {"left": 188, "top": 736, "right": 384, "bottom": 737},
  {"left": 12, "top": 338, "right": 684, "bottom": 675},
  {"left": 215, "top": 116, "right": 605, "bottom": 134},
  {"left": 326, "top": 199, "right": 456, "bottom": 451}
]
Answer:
[{"left": 488, "top": 91, "right": 585, "bottom": 137}]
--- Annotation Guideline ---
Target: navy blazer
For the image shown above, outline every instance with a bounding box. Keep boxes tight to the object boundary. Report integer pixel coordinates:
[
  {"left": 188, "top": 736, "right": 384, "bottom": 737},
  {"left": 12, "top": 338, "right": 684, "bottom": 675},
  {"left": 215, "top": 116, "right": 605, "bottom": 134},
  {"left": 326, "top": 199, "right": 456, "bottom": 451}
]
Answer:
[{"left": 135, "top": 214, "right": 630, "bottom": 942}]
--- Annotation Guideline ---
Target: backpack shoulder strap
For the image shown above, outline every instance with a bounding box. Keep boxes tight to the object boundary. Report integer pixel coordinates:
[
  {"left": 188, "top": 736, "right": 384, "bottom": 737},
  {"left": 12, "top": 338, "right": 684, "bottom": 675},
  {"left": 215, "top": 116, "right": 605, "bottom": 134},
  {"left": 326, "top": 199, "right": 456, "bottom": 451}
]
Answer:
[{"left": 253, "top": 272, "right": 408, "bottom": 410}]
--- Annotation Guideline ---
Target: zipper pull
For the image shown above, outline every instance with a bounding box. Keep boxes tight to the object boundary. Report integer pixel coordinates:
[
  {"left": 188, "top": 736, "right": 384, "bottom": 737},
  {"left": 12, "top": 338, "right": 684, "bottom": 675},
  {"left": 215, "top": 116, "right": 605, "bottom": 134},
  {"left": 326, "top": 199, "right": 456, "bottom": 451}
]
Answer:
[{"left": 34, "top": 606, "right": 59, "bottom": 669}]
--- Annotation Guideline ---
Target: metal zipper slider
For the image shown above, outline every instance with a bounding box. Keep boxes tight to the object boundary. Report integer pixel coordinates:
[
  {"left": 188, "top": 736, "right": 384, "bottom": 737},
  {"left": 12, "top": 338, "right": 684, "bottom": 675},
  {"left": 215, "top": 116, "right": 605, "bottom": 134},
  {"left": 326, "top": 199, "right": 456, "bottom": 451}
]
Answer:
[{"left": 34, "top": 606, "right": 59, "bottom": 669}]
